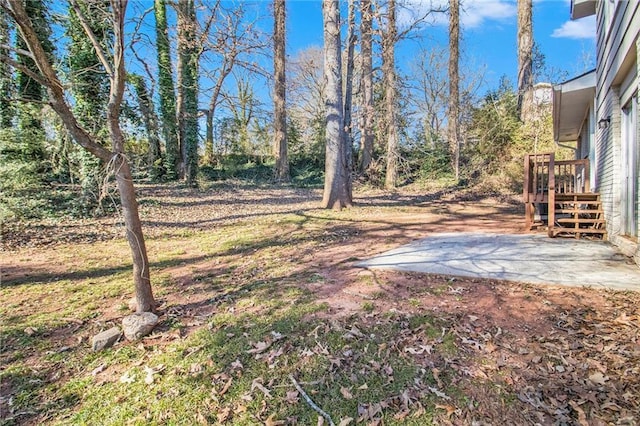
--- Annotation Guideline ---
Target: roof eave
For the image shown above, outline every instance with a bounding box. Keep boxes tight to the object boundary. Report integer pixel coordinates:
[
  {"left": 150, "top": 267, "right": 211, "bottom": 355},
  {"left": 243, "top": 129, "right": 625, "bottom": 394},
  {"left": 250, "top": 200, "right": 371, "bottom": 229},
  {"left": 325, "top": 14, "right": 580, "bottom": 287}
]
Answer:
[{"left": 571, "top": 0, "right": 597, "bottom": 20}]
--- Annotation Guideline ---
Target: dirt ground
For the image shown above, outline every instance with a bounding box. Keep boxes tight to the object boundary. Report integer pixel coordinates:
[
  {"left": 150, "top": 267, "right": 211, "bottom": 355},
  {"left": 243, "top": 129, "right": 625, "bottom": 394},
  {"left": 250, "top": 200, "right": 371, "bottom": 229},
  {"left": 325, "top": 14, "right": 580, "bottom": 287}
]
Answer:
[{"left": 2, "top": 183, "right": 639, "bottom": 425}]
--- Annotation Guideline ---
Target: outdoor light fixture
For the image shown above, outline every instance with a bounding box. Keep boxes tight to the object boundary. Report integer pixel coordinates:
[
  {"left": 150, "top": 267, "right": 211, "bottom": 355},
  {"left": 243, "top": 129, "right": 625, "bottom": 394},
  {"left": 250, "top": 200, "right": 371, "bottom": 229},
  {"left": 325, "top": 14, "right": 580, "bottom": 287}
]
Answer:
[{"left": 598, "top": 117, "right": 611, "bottom": 129}]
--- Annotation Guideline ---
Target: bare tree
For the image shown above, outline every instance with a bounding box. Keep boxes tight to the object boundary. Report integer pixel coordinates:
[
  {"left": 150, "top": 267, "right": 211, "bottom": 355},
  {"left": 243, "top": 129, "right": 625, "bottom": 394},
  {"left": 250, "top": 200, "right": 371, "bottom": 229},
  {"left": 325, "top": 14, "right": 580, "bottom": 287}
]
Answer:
[
  {"left": 409, "top": 46, "right": 448, "bottom": 148},
  {"left": 382, "top": 0, "right": 399, "bottom": 189},
  {"left": 200, "top": 3, "right": 269, "bottom": 165},
  {"left": 517, "top": 0, "right": 533, "bottom": 120},
  {"left": 273, "top": 0, "right": 289, "bottom": 181},
  {"left": 343, "top": 0, "right": 356, "bottom": 176},
  {"left": 1, "top": 0, "right": 155, "bottom": 312},
  {"left": 359, "top": 0, "right": 374, "bottom": 175},
  {"left": 322, "top": 0, "right": 351, "bottom": 209},
  {"left": 448, "top": 0, "right": 460, "bottom": 180}
]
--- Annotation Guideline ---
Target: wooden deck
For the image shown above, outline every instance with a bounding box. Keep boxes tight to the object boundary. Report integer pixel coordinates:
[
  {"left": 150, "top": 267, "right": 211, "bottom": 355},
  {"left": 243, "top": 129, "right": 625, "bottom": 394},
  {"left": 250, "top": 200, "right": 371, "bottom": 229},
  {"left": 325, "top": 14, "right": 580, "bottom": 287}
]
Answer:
[{"left": 523, "top": 153, "right": 607, "bottom": 239}]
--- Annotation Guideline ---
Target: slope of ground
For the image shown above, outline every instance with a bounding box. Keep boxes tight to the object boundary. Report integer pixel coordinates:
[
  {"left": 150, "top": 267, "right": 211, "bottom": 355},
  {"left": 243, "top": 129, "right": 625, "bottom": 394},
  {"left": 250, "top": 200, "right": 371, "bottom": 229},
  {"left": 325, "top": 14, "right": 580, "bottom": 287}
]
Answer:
[{"left": 1, "top": 182, "right": 639, "bottom": 425}]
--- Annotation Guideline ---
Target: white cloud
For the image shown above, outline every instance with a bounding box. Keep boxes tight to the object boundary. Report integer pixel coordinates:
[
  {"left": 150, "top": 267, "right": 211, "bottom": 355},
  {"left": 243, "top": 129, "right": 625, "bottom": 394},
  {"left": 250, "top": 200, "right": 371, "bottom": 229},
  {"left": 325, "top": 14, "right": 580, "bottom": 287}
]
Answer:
[
  {"left": 460, "top": 0, "right": 517, "bottom": 28},
  {"left": 551, "top": 16, "right": 596, "bottom": 39},
  {"left": 397, "top": 0, "right": 516, "bottom": 29}
]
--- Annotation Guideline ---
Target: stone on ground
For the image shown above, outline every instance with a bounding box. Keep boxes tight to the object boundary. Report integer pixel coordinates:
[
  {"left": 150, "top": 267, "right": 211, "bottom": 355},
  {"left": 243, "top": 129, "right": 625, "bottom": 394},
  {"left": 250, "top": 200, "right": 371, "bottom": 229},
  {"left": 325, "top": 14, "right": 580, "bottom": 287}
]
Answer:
[
  {"left": 91, "top": 326, "right": 122, "bottom": 351},
  {"left": 122, "top": 312, "right": 159, "bottom": 340}
]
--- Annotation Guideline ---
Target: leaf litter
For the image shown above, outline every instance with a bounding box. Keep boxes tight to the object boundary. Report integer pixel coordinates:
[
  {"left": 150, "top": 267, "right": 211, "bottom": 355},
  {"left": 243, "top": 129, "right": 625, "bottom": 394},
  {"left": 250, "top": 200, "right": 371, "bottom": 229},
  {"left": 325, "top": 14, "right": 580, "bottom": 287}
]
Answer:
[{"left": 2, "top": 183, "right": 640, "bottom": 425}]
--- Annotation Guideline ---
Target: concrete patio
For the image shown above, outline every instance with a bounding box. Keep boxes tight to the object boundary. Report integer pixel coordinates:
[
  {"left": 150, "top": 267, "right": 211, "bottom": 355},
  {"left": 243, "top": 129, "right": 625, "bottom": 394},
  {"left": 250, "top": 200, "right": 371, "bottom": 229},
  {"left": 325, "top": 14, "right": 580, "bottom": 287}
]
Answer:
[{"left": 357, "top": 232, "right": 640, "bottom": 291}]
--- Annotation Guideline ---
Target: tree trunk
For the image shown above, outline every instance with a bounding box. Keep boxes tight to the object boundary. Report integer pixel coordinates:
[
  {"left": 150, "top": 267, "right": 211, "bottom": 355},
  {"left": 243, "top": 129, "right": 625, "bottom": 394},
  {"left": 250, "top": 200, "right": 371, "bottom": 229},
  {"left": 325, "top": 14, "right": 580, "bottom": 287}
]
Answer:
[
  {"left": 155, "top": 0, "right": 180, "bottom": 180},
  {"left": 359, "top": 0, "right": 374, "bottom": 175},
  {"left": 130, "top": 74, "right": 163, "bottom": 179},
  {"left": 5, "top": 0, "right": 155, "bottom": 313},
  {"left": 176, "top": 0, "right": 199, "bottom": 185},
  {"left": 517, "top": 0, "right": 533, "bottom": 121},
  {"left": 322, "top": 0, "right": 351, "bottom": 210},
  {"left": 273, "top": 0, "right": 289, "bottom": 182},
  {"left": 203, "top": 66, "right": 231, "bottom": 166},
  {"left": 448, "top": 0, "right": 460, "bottom": 181},
  {"left": 383, "top": 0, "right": 398, "bottom": 189},
  {"left": 0, "top": 8, "right": 12, "bottom": 129},
  {"left": 204, "top": 109, "right": 214, "bottom": 163},
  {"left": 343, "top": 0, "right": 356, "bottom": 179}
]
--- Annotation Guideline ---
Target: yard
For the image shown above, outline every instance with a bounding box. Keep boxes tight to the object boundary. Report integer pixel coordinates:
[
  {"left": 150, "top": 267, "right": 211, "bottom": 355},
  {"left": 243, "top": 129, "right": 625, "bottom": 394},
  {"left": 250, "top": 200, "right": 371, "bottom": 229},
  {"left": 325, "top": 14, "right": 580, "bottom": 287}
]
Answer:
[{"left": 1, "top": 182, "right": 639, "bottom": 425}]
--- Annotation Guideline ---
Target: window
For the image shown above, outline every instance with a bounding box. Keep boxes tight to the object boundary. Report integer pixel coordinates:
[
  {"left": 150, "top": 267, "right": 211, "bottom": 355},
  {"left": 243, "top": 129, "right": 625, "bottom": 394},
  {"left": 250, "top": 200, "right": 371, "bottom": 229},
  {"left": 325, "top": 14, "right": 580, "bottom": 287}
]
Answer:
[{"left": 621, "top": 96, "right": 638, "bottom": 237}]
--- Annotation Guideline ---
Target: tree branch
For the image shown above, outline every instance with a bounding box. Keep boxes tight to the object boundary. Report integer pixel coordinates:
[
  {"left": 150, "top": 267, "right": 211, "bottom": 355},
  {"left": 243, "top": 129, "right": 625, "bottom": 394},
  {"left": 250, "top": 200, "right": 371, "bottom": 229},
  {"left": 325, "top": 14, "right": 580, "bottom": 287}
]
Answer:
[
  {"left": 0, "top": 43, "right": 34, "bottom": 60},
  {"left": 69, "top": 0, "right": 114, "bottom": 78},
  {"left": 5, "top": 0, "right": 112, "bottom": 162},
  {"left": 0, "top": 52, "right": 49, "bottom": 87}
]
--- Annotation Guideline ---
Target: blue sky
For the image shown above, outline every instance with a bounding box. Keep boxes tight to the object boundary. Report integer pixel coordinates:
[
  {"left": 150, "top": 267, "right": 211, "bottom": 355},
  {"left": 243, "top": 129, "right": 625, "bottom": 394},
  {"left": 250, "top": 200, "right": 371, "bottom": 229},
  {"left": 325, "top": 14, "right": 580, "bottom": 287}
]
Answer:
[{"left": 283, "top": 0, "right": 596, "bottom": 93}]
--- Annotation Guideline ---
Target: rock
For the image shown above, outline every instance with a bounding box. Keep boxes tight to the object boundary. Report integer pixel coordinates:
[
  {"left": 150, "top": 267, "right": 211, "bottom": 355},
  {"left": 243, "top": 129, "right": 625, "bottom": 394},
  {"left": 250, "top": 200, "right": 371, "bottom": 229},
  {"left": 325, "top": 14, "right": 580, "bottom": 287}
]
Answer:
[
  {"left": 122, "top": 312, "right": 159, "bottom": 341},
  {"left": 91, "top": 326, "right": 122, "bottom": 351},
  {"left": 127, "top": 298, "right": 138, "bottom": 312}
]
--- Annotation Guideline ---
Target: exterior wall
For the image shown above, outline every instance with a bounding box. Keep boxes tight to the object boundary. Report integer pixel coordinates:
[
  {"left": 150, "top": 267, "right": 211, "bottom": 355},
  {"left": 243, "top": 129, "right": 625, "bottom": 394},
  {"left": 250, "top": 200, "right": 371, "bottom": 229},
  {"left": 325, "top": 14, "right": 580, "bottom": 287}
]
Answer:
[
  {"left": 596, "top": 86, "right": 622, "bottom": 239},
  {"left": 594, "top": 0, "right": 640, "bottom": 262}
]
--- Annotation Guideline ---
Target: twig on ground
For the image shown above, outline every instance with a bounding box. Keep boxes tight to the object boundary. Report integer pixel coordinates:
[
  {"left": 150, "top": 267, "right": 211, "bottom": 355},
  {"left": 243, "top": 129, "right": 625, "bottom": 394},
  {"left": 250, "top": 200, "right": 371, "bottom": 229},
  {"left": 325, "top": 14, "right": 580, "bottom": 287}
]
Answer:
[{"left": 289, "top": 374, "right": 335, "bottom": 426}]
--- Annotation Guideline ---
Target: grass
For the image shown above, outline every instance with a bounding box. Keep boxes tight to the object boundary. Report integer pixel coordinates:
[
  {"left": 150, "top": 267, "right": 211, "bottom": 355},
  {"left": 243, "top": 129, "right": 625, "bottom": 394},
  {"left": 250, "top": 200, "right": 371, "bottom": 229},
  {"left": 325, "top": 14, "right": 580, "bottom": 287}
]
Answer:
[
  {"left": 3, "top": 182, "right": 638, "bottom": 425},
  {"left": 1, "top": 201, "right": 466, "bottom": 425}
]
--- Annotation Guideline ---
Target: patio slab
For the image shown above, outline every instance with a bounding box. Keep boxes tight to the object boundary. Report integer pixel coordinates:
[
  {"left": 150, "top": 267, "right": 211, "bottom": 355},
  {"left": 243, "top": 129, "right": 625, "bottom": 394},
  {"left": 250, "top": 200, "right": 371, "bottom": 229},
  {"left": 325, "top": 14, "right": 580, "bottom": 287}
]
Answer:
[{"left": 357, "top": 232, "right": 640, "bottom": 291}]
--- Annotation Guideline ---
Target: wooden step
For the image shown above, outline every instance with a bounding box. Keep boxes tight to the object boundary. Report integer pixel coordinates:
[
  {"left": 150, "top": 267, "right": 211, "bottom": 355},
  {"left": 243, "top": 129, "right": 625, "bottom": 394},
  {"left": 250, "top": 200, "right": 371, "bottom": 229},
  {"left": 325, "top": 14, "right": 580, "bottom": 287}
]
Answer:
[
  {"left": 552, "top": 228, "right": 608, "bottom": 236},
  {"left": 555, "top": 192, "right": 601, "bottom": 199},
  {"left": 556, "top": 218, "right": 606, "bottom": 224},
  {"left": 556, "top": 209, "right": 603, "bottom": 214},
  {"left": 550, "top": 192, "right": 607, "bottom": 240}
]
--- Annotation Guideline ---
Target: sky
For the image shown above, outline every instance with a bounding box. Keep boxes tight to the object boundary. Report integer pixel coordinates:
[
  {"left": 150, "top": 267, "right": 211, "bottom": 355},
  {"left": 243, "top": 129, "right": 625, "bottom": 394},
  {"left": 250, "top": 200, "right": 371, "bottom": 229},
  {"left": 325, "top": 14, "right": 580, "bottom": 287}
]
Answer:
[{"left": 283, "top": 0, "right": 596, "bottom": 94}]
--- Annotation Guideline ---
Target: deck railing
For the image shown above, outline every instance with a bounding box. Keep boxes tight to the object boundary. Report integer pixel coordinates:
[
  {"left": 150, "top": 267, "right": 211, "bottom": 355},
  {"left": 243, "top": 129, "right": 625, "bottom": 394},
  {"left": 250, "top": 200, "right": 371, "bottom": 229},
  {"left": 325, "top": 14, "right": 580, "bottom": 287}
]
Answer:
[{"left": 523, "top": 152, "right": 591, "bottom": 231}]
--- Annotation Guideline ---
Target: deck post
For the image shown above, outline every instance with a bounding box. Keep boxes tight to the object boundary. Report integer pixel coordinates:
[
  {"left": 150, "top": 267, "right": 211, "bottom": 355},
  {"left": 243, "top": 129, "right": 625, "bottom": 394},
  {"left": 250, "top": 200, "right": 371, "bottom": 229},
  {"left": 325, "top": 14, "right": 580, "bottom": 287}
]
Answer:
[
  {"left": 547, "top": 153, "right": 556, "bottom": 237},
  {"left": 524, "top": 154, "right": 532, "bottom": 229}
]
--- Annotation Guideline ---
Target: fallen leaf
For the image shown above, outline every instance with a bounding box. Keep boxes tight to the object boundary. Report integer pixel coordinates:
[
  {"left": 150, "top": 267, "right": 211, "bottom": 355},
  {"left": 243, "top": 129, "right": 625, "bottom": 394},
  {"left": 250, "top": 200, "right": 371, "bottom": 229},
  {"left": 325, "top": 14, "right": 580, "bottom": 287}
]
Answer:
[
  {"left": 588, "top": 371, "right": 608, "bottom": 386},
  {"left": 358, "top": 383, "right": 368, "bottom": 390},
  {"left": 393, "top": 410, "right": 410, "bottom": 420},
  {"left": 217, "top": 406, "right": 231, "bottom": 423},
  {"left": 429, "top": 386, "right": 450, "bottom": 400},
  {"left": 217, "top": 377, "right": 233, "bottom": 396},
  {"left": 271, "top": 331, "right": 285, "bottom": 340},
  {"left": 119, "top": 371, "right": 135, "bottom": 384},
  {"left": 144, "top": 366, "right": 156, "bottom": 384},
  {"left": 231, "top": 359, "right": 243, "bottom": 370},
  {"left": 432, "top": 368, "right": 444, "bottom": 388},
  {"left": 569, "top": 400, "right": 589, "bottom": 426},
  {"left": 91, "top": 364, "right": 106, "bottom": 376},
  {"left": 264, "top": 414, "right": 285, "bottom": 426},
  {"left": 247, "top": 341, "right": 271, "bottom": 354},
  {"left": 189, "top": 363, "right": 203, "bottom": 375},
  {"left": 338, "top": 417, "right": 353, "bottom": 426},
  {"left": 340, "top": 386, "right": 353, "bottom": 400},
  {"left": 251, "top": 378, "right": 272, "bottom": 398},
  {"left": 285, "top": 390, "right": 299, "bottom": 404},
  {"left": 317, "top": 416, "right": 324, "bottom": 426},
  {"left": 435, "top": 404, "right": 457, "bottom": 418}
]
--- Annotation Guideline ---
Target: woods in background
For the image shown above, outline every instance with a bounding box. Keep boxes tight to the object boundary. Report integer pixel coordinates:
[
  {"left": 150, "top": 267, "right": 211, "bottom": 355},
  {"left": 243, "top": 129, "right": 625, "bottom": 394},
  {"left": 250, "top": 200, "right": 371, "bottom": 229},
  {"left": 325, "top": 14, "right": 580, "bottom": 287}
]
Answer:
[{"left": 1, "top": 0, "right": 563, "bottom": 221}]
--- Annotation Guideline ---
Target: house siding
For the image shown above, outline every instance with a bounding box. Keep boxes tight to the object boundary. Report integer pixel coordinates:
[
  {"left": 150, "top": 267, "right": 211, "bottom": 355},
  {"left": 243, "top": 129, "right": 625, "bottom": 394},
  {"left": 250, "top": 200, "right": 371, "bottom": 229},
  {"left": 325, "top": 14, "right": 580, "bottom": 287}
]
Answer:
[
  {"left": 592, "top": 0, "right": 640, "bottom": 263},
  {"left": 596, "top": 87, "right": 622, "bottom": 237}
]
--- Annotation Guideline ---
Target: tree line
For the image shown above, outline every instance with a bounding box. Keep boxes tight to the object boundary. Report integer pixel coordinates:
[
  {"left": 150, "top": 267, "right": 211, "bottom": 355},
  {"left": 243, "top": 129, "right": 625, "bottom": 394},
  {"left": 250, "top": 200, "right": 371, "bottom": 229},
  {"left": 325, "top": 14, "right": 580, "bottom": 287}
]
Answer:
[{"left": 1, "top": 0, "right": 558, "bottom": 312}]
